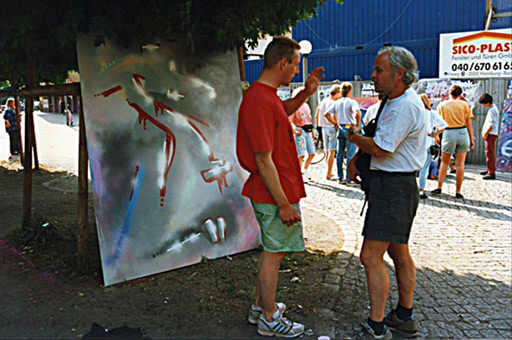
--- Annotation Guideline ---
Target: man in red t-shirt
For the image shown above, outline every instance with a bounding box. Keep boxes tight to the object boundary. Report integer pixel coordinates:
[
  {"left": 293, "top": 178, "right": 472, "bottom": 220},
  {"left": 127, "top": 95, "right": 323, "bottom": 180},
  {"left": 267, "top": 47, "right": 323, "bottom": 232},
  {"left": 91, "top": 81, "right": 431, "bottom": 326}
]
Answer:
[{"left": 237, "top": 36, "right": 323, "bottom": 338}]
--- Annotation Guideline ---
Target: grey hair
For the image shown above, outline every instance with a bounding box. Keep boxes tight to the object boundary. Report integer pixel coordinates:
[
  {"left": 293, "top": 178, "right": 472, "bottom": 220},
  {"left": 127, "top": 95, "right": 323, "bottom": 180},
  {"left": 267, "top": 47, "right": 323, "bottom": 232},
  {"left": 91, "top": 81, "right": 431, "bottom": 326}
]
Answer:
[{"left": 377, "top": 46, "right": 419, "bottom": 85}]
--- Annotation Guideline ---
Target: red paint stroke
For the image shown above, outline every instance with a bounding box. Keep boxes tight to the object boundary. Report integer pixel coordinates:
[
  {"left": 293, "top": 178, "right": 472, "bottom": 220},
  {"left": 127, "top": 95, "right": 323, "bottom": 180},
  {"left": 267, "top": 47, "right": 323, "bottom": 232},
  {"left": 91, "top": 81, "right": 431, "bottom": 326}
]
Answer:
[
  {"left": 129, "top": 165, "right": 140, "bottom": 201},
  {"left": 153, "top": 99, "right": 175, "bottom": 116},
  {"left": 200, "top": 161, "right": 233, "bottom": 195},
  {"left": 127, "top": 100, "right": 176, "bottom": 206},
  {"left": 95, "top": 85, "right": 123, "bottom": 98},
  {"left": 97, "top": 73, "right": 229, "bottom": 201}
]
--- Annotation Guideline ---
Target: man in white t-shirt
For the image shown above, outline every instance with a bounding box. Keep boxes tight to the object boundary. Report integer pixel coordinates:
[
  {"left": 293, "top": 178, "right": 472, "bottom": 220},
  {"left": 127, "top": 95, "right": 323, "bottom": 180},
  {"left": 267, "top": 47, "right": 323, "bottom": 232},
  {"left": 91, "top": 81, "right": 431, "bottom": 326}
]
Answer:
[
  {"left": 316, "top": 84, "right": 341, "bottom": 179},
  {"left": 326, "top": 82, "right": 361, "bottom": 185},
  {"left": 478, "top": 93, "right": 499, "bottom": 180},
  {"left": 347, "top": 46, "right": 426, "bottom": 339}
]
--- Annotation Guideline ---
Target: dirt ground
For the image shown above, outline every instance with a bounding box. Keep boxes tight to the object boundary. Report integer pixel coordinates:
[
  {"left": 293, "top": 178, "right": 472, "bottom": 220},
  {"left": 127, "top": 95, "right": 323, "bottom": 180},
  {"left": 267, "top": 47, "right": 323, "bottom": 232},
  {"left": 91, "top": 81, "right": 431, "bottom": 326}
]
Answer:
[{"left": 0, "top": 161, "right": 344, "bottom": 339}]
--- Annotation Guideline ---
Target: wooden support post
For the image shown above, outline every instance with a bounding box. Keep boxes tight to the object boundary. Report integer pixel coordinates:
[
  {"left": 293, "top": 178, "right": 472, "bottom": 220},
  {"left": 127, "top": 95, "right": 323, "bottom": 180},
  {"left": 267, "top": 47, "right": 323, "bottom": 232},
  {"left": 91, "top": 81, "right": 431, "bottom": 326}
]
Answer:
[
  {"left": 77, "top": 96, "right": 89, "bottom": 271},
  {"left": 22, "top": 57, "right": 36, "bottom": 229},
  {"left": 12, "top": 81, "right": 25, "bottom": 166}
]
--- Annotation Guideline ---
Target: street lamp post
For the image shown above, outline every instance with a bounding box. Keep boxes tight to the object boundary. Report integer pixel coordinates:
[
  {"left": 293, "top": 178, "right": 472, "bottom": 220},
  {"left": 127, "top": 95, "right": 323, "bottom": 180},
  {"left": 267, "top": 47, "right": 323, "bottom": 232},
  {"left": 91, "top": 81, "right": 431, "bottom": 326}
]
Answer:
[{"left": 299, "top": 40, "right": 312, "bottom": 85}]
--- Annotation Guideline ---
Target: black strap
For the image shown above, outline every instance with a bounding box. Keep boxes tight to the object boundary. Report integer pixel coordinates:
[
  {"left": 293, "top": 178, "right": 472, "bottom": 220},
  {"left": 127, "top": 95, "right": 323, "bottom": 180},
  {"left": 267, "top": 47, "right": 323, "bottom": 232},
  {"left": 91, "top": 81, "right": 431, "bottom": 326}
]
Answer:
[
  {"left": 371, "top": 95, "right": 389, "bottom": 130},
  {"left": 358, "top": 95, "right": 389, "bottom": 217}
]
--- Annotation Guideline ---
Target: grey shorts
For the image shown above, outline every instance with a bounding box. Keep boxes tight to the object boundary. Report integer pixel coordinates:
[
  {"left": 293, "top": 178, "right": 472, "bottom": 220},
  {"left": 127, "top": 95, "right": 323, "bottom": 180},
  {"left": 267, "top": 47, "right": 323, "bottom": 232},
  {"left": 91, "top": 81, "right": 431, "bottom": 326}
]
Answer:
[
  {"left": 322, "top": 126, "right": 338, "bottom": 151},
  {"left": 363, "top": 171, "right": 419, "bottom": 244},
  {"left": 251, "top": 201, "right": 305, "bottom": 253},
  {"left": 441, "top": 128, "right": 470, "bottom": 154}
]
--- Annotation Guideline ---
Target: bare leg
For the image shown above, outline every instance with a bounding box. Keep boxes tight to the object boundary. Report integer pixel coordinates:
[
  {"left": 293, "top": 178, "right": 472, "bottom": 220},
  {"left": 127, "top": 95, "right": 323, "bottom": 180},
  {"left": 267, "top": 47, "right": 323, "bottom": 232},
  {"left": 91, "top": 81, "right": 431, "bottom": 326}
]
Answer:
[
  {"left": 387, "top": 243, "right": 416, "bottom": 309},
  {"left": 255, "top": 251, "right": 286, "bottom": 321},
  {"left": 360, "top": 238, "right": 391, "bottom": 321},
  {"left": 304, "top": 153, "right": 315, "bottom": 170},
  {"left": 298, "top": 156, "right": 304, "bottom": 172},
  {"left": 436, "top": 152, "right": 451, "bottom": 190},
  {"left": 326, "top": 150, "right": 335, "bottom": 179},
  {"left": 454, "top": 151, "right": 467, "bottom": 194}
]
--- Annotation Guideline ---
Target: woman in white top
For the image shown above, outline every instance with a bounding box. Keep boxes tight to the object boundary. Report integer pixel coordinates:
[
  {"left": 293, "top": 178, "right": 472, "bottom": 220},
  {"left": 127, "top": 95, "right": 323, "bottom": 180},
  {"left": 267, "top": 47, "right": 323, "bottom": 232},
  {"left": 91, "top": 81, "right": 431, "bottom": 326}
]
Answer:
[{"left": 418, "top": 94, "right": 448, "bottom": 199}]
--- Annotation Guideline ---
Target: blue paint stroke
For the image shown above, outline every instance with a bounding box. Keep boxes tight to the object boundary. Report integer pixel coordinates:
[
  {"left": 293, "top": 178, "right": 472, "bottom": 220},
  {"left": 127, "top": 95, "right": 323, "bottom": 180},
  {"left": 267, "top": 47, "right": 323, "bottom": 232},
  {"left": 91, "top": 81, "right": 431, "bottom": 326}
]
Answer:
[{"left": 106, "top": 164, "right": 146, "bottom": 266}]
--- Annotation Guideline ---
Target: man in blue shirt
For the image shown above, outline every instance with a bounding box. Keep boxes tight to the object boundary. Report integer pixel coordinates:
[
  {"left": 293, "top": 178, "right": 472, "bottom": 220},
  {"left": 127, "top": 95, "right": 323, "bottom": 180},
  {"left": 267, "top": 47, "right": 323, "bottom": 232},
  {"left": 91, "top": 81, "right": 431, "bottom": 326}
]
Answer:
[{"left": 3, "top": 98, "right": 20, "bottom": 157}]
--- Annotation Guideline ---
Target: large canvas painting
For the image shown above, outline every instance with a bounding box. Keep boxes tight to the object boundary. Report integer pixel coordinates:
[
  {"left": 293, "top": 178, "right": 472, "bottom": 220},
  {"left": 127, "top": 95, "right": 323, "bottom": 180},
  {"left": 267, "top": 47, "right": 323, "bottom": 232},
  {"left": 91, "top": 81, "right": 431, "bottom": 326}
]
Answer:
[{"left": 76, "top": 36, "right": 260, "bottom": 286}]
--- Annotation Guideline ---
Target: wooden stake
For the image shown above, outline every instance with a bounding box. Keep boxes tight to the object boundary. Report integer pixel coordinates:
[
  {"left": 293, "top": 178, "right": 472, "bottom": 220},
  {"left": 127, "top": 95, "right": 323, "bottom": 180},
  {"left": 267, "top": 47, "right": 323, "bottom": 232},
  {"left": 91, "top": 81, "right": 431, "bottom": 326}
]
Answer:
[{"left": 77, "top": 96, "right": 89, "bottom": 271}]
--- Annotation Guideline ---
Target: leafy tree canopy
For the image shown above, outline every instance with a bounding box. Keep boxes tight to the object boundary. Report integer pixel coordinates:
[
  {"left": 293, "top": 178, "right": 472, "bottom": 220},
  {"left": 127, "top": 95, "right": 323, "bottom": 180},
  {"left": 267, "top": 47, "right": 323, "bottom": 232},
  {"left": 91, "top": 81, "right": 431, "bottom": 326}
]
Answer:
[{"left": 0, "top": 0, "right": 342, "bottom": 85}]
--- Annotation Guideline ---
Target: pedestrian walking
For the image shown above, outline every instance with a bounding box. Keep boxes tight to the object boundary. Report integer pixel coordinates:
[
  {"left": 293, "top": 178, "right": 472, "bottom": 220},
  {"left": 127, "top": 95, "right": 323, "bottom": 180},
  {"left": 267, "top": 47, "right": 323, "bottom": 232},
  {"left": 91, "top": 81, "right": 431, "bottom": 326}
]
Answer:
[
  {"left": 418, "top": 94, "right": 447, "bottom": 199},
  {"left": 59, "top": 97, "right": 65, "bottom": 115},
  {"left": 348, "top": 46, "right": 426, "bottom": 339},
  {"left": 66, "top": 105, "right": 74, "bottom": 126},
  {"left": 3, "top": 98, "right": 20, "bottom": 158},
  {"left": 289, "top": 87, "right": 315, "bottom": 180},
  {"left": 316, "top": 85, "right": 341, "bottom": 180},
  {"left": 478, "top": 93, "right": 499, "bottom": 180},
  {"left": 236, "top": 36, "right": 324, "bottom": 338},
  {"left": 326, "top": 82, "right": 361, "bottom": 186},
  {"left": 431, "top": 85, "right": 475, "bottom": 199}
]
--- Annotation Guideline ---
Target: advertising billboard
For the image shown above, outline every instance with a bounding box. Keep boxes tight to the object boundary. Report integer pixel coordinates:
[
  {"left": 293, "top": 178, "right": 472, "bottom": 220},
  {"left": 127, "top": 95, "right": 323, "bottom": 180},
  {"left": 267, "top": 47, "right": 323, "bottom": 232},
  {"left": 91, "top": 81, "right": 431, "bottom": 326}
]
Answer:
[{"left": 439, "top": 28, "right": 512, "bottom": 79}]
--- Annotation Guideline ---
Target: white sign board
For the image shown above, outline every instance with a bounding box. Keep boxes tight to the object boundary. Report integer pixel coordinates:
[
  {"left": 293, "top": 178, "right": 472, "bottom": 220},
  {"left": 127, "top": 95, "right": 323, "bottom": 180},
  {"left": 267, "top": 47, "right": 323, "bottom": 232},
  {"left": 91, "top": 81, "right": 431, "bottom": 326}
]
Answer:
[{"left": 439, "top": 28, "right": 512, "bottom": 79}]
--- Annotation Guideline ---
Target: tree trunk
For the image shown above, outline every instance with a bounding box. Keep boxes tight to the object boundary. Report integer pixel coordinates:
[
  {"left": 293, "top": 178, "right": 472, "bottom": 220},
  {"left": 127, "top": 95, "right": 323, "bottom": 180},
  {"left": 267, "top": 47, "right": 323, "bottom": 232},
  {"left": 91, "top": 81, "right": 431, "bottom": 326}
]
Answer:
[
  {"left": 22, "top": 57, "right": 36, "bottom": 229},
  {"left": 237, "top": 34, "right": 245, "bottom": 82}
]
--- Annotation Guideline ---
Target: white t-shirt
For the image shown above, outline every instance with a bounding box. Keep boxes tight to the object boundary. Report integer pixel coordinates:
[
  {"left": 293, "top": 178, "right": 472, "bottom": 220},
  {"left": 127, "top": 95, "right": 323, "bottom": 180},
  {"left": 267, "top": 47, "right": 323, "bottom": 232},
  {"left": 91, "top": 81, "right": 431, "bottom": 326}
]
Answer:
[
  {"left": 425, "top": 109, "right": 448, "bottom": 147},
  {"left": 371, "top": 87, "right": 427, "bottom": 172},
  {"left": 482, "top": 104, "right": 499, "bottom": 136},
  {"left": 317, "top": 97, "right": 336, "bottom": 127},
  {"left": 364, "top": 102, "right": 380, "bottom": 125},
  {"left": 327, "top": 97, "right": 359, "bottom": 125}
]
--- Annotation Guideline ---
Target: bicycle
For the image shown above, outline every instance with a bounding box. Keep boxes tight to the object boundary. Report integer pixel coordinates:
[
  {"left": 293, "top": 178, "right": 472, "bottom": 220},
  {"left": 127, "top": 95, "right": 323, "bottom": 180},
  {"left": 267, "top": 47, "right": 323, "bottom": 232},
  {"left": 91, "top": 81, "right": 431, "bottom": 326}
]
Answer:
[{"left": 311, "top": 127, "right": 326, "bottom": 164}]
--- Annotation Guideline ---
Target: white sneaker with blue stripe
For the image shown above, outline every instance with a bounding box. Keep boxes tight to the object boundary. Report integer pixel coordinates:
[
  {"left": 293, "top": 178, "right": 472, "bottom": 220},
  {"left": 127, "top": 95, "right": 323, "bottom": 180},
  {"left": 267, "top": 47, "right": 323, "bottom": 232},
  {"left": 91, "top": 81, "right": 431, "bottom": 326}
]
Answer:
[
  {"left": 248, "top": 302, "right": 286, "bottom": 325},
  {"left": 257, "top": 309, "right": 304, "bottom": 338}
]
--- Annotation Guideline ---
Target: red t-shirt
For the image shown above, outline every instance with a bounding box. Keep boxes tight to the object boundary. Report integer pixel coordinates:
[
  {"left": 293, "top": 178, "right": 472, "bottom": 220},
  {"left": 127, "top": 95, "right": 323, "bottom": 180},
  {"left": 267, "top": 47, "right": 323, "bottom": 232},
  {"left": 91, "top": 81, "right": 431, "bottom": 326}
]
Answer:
[{"left": 236, "top": 82, "right": 306, "bottom": 204}]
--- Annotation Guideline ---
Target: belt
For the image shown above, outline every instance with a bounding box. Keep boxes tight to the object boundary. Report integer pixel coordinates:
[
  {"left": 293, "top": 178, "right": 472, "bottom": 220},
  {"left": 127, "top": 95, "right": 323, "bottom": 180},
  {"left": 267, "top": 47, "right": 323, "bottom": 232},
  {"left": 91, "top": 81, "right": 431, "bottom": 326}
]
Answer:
[
  {"left": 339, "top": 124, "right": 354, "bottom": 129},
  {"left": 370, "top": 170, "right": 416, "bottom": 177},
  {"left": 445, "top": 126, "right": 466, "bottom": 130}
]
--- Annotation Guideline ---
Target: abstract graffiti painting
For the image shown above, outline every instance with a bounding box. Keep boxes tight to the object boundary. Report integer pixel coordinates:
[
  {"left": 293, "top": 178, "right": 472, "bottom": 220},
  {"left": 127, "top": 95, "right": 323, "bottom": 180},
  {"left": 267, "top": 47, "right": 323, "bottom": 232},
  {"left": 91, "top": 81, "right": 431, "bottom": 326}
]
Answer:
[
  {"left": 496, "top": 99, "right": 512, "bottom": 172},
  {"left": 77, "top": 36, "right": 260, "bottom": 285}
]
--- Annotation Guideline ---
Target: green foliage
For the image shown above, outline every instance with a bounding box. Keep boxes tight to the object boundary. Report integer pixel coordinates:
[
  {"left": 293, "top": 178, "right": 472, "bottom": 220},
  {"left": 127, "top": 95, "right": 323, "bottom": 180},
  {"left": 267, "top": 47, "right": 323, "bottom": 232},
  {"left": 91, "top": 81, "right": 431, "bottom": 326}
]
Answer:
[{"left": 0, "top": 0, "right": 343, "bottom": 84}]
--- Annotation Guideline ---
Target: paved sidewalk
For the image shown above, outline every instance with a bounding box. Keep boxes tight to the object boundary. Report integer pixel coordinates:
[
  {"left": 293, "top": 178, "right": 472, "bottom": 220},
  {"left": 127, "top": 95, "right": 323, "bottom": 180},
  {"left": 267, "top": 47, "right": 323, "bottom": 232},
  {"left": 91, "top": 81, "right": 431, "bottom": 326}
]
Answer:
[
  {"left": 0, "top": 110, "right": 79, "bottom": 173},
  {"left": 2, "top": 112, "right": 510, "bottom": 339},
  {"left": 302, "top": 161, "right": 512, "bottom": 339}
]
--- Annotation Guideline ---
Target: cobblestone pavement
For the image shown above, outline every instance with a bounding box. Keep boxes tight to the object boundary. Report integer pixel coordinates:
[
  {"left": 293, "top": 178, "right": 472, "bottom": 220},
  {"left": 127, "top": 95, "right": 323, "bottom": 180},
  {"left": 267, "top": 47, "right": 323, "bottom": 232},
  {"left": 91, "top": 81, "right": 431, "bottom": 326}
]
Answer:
[{"left": 302, "top": 160, "right": 512, "bottom": 339}]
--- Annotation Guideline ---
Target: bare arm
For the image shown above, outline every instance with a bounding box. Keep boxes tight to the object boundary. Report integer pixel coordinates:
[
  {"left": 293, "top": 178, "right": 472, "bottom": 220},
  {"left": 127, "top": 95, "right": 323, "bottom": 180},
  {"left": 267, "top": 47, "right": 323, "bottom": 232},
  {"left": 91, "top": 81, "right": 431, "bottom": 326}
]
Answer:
[
  {"left": 325, "top": 113, "right": 339, "bottom": 128},
  {"left": 355, "top": 109, "right": 361, "bottom": 127},
  {"left": 255, "top": 151, "right": 300, "bottom": 226},
  {"left": 483, "top": 125, "right": 493, "bottom": 140},
  {"left": 284, "top": 67, "right": 324, "bottom": 115},
  {"left": 466, "top": 116, "right": 475, "bottom": 150}
]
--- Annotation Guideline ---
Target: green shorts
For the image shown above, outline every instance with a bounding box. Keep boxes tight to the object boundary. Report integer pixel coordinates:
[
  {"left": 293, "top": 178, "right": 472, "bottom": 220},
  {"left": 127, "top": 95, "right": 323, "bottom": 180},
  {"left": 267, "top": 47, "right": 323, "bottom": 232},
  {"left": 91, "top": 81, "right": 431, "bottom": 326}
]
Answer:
[{"left": 251, "top": 201, "right": 305, "bottom": 253}]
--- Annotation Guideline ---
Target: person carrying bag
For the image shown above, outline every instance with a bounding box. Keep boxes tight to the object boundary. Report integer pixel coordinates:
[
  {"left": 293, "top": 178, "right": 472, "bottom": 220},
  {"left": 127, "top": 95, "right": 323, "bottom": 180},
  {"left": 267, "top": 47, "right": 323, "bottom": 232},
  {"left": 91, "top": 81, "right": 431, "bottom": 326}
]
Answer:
[{"left": 352, "top": 95, "right": 389, "bottom": 214}]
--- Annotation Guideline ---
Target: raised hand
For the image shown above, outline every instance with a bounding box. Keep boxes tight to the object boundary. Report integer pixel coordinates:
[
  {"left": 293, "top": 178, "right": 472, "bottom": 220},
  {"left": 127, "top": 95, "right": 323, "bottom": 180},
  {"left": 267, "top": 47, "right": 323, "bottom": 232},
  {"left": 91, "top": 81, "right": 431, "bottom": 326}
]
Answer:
[{"left": 305, "top": 67, "right": 325, "bottom": 95}]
